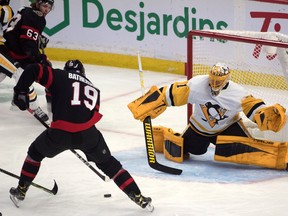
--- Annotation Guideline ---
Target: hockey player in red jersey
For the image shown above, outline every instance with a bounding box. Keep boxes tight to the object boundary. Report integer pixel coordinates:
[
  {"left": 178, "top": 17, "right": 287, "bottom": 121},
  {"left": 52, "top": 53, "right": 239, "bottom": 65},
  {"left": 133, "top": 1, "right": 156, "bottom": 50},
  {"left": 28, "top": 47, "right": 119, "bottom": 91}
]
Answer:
[
  {"left": 9, "top": 60, "right": 153, "bottom": 211},
  {"left": 0, "top": 0, "right": 54, "bottom": 122},
  {"left": 128, "top": 62, "right": 288, "bottom": 170}
]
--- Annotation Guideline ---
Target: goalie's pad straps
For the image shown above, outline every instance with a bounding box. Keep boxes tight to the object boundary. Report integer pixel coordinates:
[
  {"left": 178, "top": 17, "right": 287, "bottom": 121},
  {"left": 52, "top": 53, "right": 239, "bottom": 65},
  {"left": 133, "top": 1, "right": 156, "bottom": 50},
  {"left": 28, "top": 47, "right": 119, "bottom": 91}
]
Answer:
[
  {"left": 215, "top": 135, "right": 288, "bottom": 170},
  {"left": 163, "top": 129, "right": 184, "bottom": 163},
  {"left": 152, "top": 126, "right": 184, "bottom": 163}
]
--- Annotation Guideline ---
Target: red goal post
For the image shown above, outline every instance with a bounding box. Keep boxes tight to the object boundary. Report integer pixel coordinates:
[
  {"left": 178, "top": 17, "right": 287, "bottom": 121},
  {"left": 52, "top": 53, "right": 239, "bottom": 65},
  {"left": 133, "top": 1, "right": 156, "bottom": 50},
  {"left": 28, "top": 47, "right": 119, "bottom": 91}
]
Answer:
[{"left": 186, "top": 29, "right": 288, "bottom": 142}]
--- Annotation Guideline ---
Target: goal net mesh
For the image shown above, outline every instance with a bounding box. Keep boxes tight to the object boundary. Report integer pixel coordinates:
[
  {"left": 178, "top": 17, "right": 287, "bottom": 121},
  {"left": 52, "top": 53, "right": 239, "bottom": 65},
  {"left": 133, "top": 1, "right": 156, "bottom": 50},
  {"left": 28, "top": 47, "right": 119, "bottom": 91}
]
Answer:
[{"left": 186, "top": 30, "right": 288, "bottom": 142}]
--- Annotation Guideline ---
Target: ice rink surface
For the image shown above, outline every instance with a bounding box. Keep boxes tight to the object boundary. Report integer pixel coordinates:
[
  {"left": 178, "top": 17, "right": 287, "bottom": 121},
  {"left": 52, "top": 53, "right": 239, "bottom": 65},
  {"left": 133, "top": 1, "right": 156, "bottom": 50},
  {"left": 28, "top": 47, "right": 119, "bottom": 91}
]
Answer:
[{"left": 1, "top": 61, "right": 288, "bottom": 216}]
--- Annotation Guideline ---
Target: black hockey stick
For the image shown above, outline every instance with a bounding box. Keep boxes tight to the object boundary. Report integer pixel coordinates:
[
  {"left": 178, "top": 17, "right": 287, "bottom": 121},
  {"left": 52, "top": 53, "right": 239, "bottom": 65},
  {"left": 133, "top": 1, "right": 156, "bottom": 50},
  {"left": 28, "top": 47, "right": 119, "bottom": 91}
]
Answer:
[
  {"left": 0, "top": 168, "right": 58, "bottom": 195},
  {"left": 137, "top": 53, "right": 182, "bottom": 175},
  {"left": 27, "top": 108, "right": 110, "bottom": 182},
  {"left": 143, "top": 116, "right": 182, "bottom": 175}
]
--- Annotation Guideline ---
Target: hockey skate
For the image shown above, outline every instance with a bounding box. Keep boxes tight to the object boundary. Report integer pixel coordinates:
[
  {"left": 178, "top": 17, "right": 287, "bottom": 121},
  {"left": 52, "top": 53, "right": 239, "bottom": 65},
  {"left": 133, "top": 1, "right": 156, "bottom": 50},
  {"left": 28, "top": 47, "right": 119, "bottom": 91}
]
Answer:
[
  {"left": 128, "top": 192, "right": 154, "bottom": 212},
  {"left": 9, "top": 185, "right": 29, "bottom": 208}
]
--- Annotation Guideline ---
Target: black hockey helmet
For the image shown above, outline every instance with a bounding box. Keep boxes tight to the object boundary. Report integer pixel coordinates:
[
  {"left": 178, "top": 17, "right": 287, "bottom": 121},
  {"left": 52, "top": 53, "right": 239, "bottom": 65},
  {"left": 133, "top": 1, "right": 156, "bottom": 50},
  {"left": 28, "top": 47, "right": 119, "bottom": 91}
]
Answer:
[
  {"left": 64, "top": 60, "right": 85, "bottom": 76},
  {"left": 31, "top": 0, "right": 54, "bottom": 10},
  {"left": 37, "top": 0, "right": 54, "bottom": 6},
  {"left": 0, "top": 0, "right": 10, "bottom": 5}
]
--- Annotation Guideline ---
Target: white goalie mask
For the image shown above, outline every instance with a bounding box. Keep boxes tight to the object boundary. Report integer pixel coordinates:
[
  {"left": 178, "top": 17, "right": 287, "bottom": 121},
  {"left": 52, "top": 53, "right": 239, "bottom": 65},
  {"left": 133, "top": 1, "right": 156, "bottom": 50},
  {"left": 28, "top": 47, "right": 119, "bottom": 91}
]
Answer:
[{"left": 209, "top": 62, "right": 230, "bottom": 96}]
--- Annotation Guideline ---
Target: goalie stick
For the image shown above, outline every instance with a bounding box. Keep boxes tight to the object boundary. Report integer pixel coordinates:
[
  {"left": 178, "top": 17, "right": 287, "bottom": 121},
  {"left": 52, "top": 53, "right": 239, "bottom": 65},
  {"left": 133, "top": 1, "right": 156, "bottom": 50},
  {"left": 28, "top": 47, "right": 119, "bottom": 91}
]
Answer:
[
  {"left": 137, "top": 52, "right": 182, "bottom": 175},
  {"left": 0, "top": 168, "right": 58, "bottom": 195},
  {"left": 27, "top": 108, "right": 110, "bottom": 182}
]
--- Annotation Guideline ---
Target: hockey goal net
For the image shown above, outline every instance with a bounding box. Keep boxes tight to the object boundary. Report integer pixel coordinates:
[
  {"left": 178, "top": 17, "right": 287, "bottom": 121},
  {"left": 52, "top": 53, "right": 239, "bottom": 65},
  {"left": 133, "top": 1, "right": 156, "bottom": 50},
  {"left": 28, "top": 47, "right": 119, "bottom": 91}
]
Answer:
[{"left": 186, "top": 30, "right": 288, "bottom": 142}]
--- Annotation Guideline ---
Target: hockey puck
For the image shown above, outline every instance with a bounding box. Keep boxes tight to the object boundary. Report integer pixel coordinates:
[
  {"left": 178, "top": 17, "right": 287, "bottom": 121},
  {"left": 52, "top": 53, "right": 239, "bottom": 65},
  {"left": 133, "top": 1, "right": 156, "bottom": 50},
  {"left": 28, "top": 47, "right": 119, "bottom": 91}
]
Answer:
[
  {"left": 104, "top": 193, "right": 112, "bottom": 198},
  {"left": 0, "top": 212, "right": 2, "bottom": 216}
]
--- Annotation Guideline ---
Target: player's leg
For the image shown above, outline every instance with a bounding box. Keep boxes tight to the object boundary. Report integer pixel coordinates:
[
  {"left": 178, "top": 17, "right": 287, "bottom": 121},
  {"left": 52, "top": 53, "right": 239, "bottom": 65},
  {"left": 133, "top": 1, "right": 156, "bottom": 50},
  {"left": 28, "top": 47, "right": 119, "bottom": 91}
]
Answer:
[
  {"left": 10, "top": 129, "right": 67, "bottom": 206},
  {"left": 81, "top": 126, "right": 153, "bottom": 209},
  {"left": 152, "top": 124, "right": 212, "bottom": 163},
  {"left": 27, "top": 85, "right": 49, "bottom": 122}
]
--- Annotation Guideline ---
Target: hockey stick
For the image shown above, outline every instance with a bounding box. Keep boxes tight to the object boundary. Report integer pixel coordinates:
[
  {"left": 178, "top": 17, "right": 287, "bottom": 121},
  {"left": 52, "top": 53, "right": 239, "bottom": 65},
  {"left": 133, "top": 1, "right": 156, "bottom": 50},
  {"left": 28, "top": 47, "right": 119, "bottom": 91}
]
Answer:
[
  {"left": 0, "top": 168, "right": 58, "bottom": 195},
  {"left": 27, "top": 108, "right": 110, "bottom": 182},
  {"left": 137, "top": 52, "right": 182, "bottom": 175}
]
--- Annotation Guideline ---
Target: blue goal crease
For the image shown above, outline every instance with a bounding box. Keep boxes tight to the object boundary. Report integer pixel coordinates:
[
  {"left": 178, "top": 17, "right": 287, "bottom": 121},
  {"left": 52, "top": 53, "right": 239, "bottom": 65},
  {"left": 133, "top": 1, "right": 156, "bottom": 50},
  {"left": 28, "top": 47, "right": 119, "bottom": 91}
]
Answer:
[{"left": 114, "top": 147, "right": 288, "bottom": 184}]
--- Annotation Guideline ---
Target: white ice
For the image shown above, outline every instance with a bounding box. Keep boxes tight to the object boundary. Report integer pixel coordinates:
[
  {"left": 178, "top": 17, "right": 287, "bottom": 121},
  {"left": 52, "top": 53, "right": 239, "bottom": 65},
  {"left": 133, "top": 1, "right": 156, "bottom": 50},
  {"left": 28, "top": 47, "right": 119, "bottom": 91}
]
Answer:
[{"left": 1, "top": 62, "right": 288, "bottom": 216}]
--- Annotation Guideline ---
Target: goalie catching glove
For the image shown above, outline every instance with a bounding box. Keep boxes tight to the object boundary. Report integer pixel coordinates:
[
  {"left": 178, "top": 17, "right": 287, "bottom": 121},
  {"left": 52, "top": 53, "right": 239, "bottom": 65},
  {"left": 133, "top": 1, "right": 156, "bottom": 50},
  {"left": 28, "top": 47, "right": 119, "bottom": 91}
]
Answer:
[
  {"left": 128, "top": 86, "right": 167, "bottom": 121},
  {"left": 254, "top": 104, "right": 286, "bottom": 132}
]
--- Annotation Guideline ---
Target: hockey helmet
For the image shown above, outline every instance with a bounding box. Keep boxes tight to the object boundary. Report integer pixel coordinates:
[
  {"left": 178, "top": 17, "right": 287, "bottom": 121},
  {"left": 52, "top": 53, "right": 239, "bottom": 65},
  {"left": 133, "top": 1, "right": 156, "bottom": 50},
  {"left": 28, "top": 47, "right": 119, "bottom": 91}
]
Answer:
[
  {"left": 209, "top": 62, "right": 230, "bottom": 96},
  {"left": 0, "top": 0, "right": 10, "bottom": 5},
  {"left": 37, "top": 0, "right": 54, "bottom": 6},
  {"left": 64, "top": 60, "right": 85, "bottom": 76}
]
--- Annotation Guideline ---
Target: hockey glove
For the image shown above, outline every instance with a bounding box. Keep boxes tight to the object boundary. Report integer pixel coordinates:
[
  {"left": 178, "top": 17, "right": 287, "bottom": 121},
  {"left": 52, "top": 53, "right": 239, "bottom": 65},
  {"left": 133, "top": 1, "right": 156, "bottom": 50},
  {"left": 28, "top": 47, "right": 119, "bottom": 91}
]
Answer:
[
  {"left": 36, "top": 54, "right": 52, "bottom": 67},
  {"left": 128, "top": 86, "right": 167, "bottom": 121},
  {"left": 254, "top": 104, "right": 286, "bottom": 132},
  {"left": 38, "top": 35, "right": 49, "bottom": 49},
  {"left": 13, "top": 88, "right": 29, "bottom": 111}
]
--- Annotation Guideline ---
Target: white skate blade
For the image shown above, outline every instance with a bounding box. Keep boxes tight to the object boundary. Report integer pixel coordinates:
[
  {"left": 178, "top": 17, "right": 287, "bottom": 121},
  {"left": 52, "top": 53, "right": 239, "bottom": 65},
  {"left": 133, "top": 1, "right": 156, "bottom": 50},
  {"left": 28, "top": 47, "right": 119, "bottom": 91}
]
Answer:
[
  {"left": 146, "top": 203, "right": 154, "bottom": 212},
  {"left": 10, "top": 195, "right": 21, "bottom": 208}
]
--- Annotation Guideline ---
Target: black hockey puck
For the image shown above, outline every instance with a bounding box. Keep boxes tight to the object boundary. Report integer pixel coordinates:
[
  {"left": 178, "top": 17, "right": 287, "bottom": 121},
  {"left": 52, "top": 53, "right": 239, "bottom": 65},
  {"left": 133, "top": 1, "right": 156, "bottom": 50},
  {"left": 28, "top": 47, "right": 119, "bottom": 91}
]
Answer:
[
  {"left": 0, "top": 212, "right": 2, "bottom": 216},
  {"left": 104, "top": 193, "right": 112, "bottom": 198}
]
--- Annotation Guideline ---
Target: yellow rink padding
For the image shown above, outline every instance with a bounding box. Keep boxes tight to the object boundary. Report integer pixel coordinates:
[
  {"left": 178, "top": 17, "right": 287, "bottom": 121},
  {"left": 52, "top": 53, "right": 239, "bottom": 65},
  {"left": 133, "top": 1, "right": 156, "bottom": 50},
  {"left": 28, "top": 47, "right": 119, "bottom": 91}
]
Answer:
[
  {"left": 46, "top": 48, "right": 287, "bottom": 90},
  {"left": 45, "top": 48, "right": 185, "bottom": 75}
]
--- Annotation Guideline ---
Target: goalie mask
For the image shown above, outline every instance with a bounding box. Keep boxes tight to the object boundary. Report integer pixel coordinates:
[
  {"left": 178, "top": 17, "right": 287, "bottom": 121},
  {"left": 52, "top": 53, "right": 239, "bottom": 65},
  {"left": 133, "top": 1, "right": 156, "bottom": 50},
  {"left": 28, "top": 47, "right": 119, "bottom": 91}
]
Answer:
[
  {"left": 64, "top": 60, "right": 85, "bottom": 76},
  {"left": 209, "top": 62, "right": 230, "bottom": 96}
]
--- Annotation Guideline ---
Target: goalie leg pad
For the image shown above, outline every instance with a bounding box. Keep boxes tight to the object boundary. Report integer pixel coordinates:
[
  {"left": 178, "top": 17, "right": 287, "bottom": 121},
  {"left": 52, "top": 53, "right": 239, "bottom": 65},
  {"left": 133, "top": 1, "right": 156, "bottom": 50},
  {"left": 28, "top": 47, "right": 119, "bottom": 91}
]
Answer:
[
  {"left": 215, "top": 135, "right": 288, "bottom": 170},
  {"left": 254, "top": 104, "right": 286, "bottom": 132},
  {"left": 127, "top": 86, "right": 167, "bottom": 121},
  {"left": 163, "top": 129, "right": 184, "bottom": 163}
]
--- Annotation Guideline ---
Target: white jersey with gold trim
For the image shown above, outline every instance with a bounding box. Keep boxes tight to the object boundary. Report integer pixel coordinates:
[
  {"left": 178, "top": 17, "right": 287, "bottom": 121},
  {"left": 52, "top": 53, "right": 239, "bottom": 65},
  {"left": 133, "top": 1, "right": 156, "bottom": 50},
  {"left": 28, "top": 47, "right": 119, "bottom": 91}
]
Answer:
[{"left": 164, "top": 75, "right": 261, "bottom": 135}]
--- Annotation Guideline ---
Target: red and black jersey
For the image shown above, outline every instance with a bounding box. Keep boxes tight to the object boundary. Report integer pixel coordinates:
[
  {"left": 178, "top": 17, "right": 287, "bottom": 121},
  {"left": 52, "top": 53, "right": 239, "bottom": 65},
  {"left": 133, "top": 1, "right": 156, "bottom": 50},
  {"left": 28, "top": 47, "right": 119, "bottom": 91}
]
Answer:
[
  {"left": 15, "top": 63, "right": 103, "bottom": 132},
  {"left": 4, "top": 7, "right": 45, "bottom": 64}
]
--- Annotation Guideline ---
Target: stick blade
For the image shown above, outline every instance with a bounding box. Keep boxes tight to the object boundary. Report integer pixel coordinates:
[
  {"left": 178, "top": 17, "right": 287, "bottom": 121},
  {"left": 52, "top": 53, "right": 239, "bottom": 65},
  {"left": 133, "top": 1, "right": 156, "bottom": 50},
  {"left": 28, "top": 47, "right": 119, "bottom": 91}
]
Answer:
[
  {"left": 51, "top": 180, "right": 58, "bottom": 195},
  {"left": 150, "top": 163, "right": 182, "bottom": 175}
]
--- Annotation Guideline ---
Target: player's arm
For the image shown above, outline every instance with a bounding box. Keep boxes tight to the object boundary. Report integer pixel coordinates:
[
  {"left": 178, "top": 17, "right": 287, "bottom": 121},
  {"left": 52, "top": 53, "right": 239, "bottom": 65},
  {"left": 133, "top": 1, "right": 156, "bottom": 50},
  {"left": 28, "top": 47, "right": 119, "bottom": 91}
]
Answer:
[
  {"left": 13, "top": 63, "right": 52, "bottom": 110},
  {"left": 164, "top": 81, "right": 190, "bottom": 106},
  {"left": 242, "top": 95, "right": 286, "bottom": 132},
  {"left": 18, "top": 9, "right": 45, "bottom": 62}
]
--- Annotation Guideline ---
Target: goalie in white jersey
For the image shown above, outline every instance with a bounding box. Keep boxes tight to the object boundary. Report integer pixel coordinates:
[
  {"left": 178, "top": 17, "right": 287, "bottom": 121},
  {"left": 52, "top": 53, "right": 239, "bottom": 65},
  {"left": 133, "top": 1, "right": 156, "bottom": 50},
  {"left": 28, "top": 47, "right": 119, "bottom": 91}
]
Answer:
[{"left": 128, "top": 63, "right": 288, "bottom": 170}]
